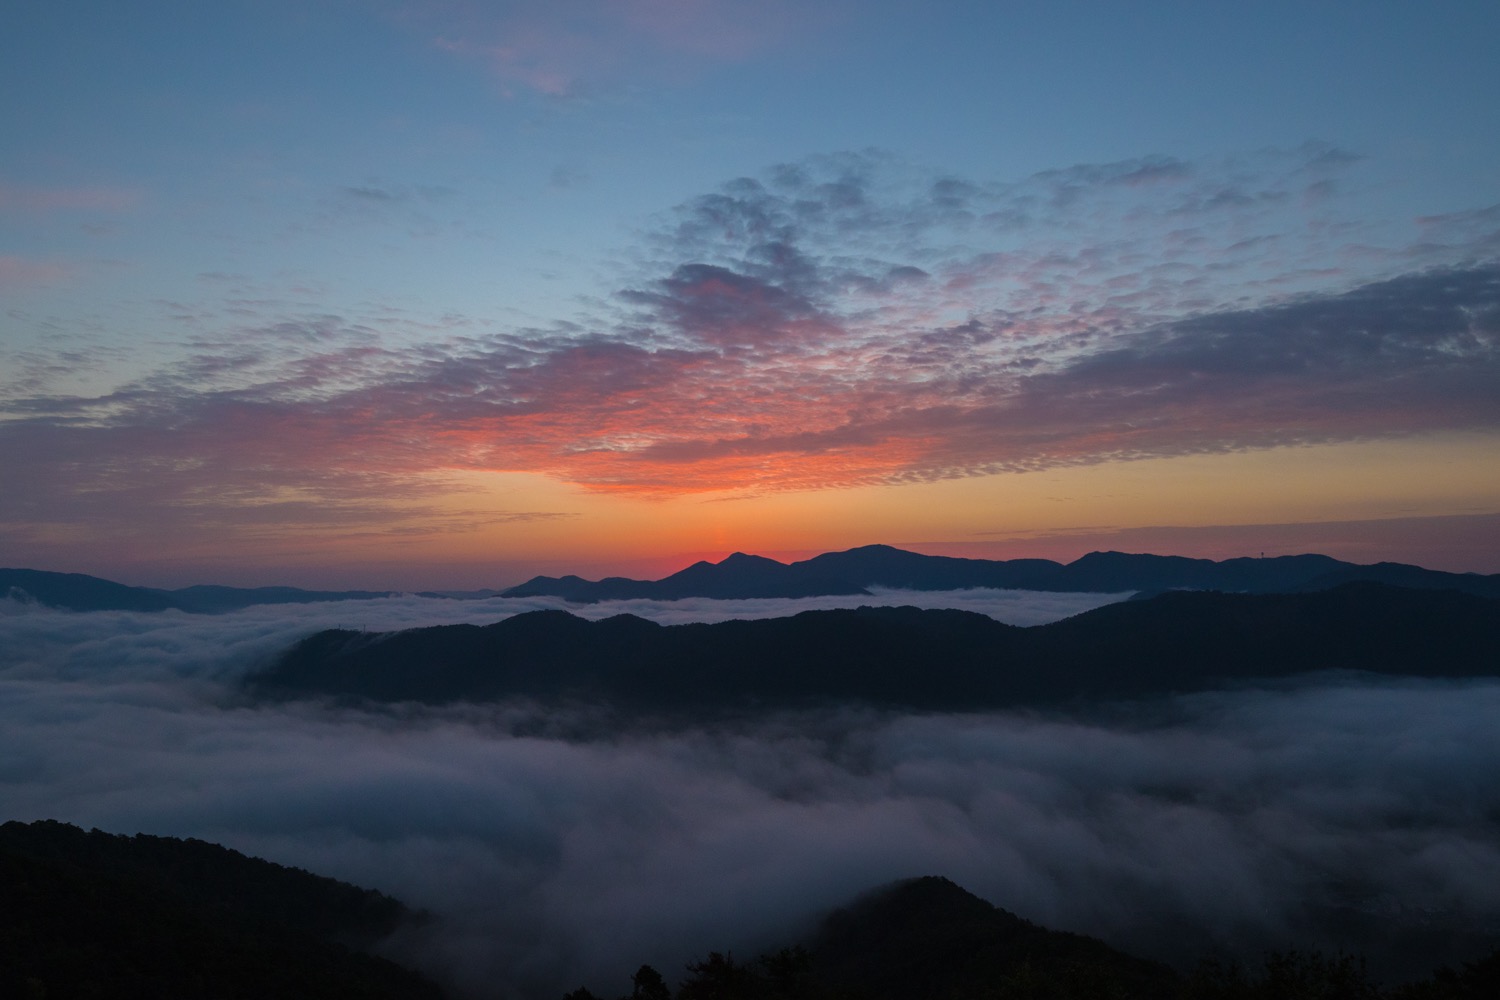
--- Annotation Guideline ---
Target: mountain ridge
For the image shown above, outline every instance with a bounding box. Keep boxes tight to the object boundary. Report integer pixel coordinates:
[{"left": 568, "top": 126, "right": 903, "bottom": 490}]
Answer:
[
  {"left": 251, "top": 582, "right": 1500, "bottom": 713},
  {"left": 7, "top": 545, "right": 1499, "bottom": 614},
  {"left": 503, "top": 545, "right": 1500, "bottom": 602},
  {"left": 0, "top": 567, "right": 402, "bottom": 614}
]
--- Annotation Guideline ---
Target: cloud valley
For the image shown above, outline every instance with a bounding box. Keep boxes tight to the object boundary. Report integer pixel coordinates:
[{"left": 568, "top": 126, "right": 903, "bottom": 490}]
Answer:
[{"left": 3, "top": 591, "right": 1498, "bottom": 999}]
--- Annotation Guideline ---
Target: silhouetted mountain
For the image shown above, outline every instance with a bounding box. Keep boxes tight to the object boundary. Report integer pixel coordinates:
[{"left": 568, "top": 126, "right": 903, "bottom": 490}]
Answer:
[
  {"left": 10, "top": 546, "right": 1497, "bottom": 614},
  {"left": 503, "top": 573, "right": 625, "bottom": 602},
  {"left": 793, "top": 543, "right": 1074, "bottom": 591},
  {"left": 167, "top": 584, "right": 402, "bottom": 613},
  {"left": 1299, "top": 559, "right": 1500, "bottom": 595},
  {"left": 1, "top": 568, "right": 179, "bottom": 612},
  {"left": 807, "top": 876, "right": 1177, "bottom": 1000},
  {"left": 574, "top": 874, "right": 1500, "bottom": 999},
  {"left": 812, "top": 545, "right": 1500, "bottom": 596},
  {"left": 8, "top": 817, "right": 1496, "bottom": 1000},
  {"left": 504, "top": 552, "right": 870, "bottom": 602},
  {"left": 573, "top": 876, "right": 1177, "bottom": 1000},
  {"left": 503, "top": 545, "right": 1500, "bottom": 602},
  {"left": 0, "top": 819, "right": 443, "bottom": 999},
  {"left": 252, "top": 583, "right": 1500, "bottom": 713},
  {"left": 1, "top": 567, "right": 400, "bottom": 613}
]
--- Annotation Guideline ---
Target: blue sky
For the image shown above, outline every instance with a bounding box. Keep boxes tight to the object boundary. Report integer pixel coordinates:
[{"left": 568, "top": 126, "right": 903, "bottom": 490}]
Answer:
[{"left": 3, "top": 1, "right": 1498, "bottom": 586}]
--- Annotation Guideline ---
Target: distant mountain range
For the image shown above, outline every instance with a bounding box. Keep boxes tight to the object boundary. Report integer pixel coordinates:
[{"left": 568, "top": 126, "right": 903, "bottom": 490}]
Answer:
[
  {"left": 6, "top": 545, "right": 1498, "bottom": 614},
  {"left": 252, "top": 582, "right": 1500, "bottom": 714},
  {"left": 503, "top": 551, "right": 871, "bottom": 602},
  {"left": 0, "top": 567, "right": 404, "bottom": 614},
  {"left": 505, "top": 545, "right": 1500, "bottom": 601}
]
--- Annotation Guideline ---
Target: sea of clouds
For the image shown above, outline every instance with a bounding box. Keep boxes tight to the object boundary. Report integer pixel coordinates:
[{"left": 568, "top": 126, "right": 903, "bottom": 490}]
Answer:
[{"left": 3, "top": 590, "right": 1499, "bottom": 998}]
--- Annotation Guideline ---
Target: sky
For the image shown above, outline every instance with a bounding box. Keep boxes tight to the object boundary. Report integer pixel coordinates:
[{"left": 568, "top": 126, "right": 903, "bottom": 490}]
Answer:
[
  {"left": 3, "top": 0, "right": 1498, "bottom": 588},
  {"left": 6, "top": 592, "right": 1500, "bottom": 998}
]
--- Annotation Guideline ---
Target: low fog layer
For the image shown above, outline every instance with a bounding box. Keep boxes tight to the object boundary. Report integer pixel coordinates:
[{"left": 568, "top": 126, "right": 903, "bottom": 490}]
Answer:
[{"left": 3, "top": 592, "right": 1498, "bottom": 999}]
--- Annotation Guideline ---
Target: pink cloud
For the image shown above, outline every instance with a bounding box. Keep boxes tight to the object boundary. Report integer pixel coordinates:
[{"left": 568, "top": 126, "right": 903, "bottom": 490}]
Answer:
[
  {"left": 422, "top": 0, "right": 823, "bottom": 96},
  {"left": 3, "top": 152, "right": 1497, "bottom": 561},
  {"left": 617, "top": 0, "right": 803, "bottom": 60},
  {"left": 7, "top": 258, "right": 1494, "bottom": 517},
  {"left": 1, "top": 259, "right": 1495, "bottom": 570},
  {"left": 0, "top": 181, "right": 140, "bottom": 214},
  {"left": 0, "top": 255, "right": 70, "bottom": 288}
]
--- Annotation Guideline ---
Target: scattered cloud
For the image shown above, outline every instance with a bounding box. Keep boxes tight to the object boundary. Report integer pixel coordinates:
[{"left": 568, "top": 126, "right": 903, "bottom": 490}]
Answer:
[
  {"left": 345, "top": 185, "right": 404, "bottom": 202},
  {"left": 0, "top": 180, "right": 141, "bottom": 214},
  {"left": 548, "top": 166, "right": 588, "bottom": 190},
  {"left": 0, "top": 255, "right": 70, "bottom": 289},
  {"left": 2, "top": 150, "right": 1497, "bottom": 549},
  {"left": 409, "top": 0, "right": 823, "bottom": 98}
]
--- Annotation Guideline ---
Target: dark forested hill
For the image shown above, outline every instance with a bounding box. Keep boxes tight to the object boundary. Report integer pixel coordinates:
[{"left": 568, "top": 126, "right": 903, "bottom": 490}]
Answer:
[
  {"left": 8, "top": 819, "right": 1497, "bottom": 1000},
  {"left": 252, "top": 583, "right": 1500, "bottom": 713},
  {"left": 806, "top": 875, "right": 1179, "bottom": 1000},
  {"left": 0, "top": 819, "right": 443, "bottom": 1000},
  {"left": 569, "top": 876, "right": 1179, "bottom": 1000},
  {"left": 569, "top": 876, "right": 1500, "bottom": 1000}
]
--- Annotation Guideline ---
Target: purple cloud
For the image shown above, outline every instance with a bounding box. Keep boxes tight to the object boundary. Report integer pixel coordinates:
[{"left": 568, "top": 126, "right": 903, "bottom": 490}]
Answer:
[
  {"left": 2, "top": 151, "right": 1496, "bottom": 556},
  {"left": 415, "top": 0, "right": 823, "bottom": 98}
]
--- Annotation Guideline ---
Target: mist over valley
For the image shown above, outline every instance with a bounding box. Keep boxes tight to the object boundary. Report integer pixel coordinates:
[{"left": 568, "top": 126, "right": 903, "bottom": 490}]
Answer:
[{"left": 4, "top": 571, "right": 1498, "bottom": 998}]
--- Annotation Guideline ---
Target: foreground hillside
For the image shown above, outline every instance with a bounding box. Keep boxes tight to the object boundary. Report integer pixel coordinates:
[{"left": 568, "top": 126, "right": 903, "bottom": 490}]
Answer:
[
  {"left": 252, "top": 583, "right": 1500, "bottom": 712},
  {"left": 568, "top": 876, "right": 1500, "bottom": 1000},
  {"left": 6, "top": 822, "right": 1498, "bottom": 1000},
  {"left": 0, "top": 820, "right": 442, "bottom": 1000}
]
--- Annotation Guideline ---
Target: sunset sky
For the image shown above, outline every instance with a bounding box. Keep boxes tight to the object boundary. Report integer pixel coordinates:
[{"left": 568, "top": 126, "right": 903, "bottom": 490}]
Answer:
[{"left": 3, "top": 0, "right": 1498, "bottom": 588}]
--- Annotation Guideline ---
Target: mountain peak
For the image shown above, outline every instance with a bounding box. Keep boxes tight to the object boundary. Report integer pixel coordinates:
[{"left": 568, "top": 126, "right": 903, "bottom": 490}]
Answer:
[
  {"left": 718, "top": 551, "right": 784, "bottom": 567},
  {"left": 808, "top": 874, "right": 1177, "bottom": 1000}
]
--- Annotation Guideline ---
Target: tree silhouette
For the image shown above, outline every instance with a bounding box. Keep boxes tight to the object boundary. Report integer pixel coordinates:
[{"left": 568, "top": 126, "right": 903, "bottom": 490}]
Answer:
[
  {"left": 632, "top": 965, "right": 672, "bottom": 1000},
  {"left": 677, "top": 952, "right": 760, "bottom": 1000}
]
